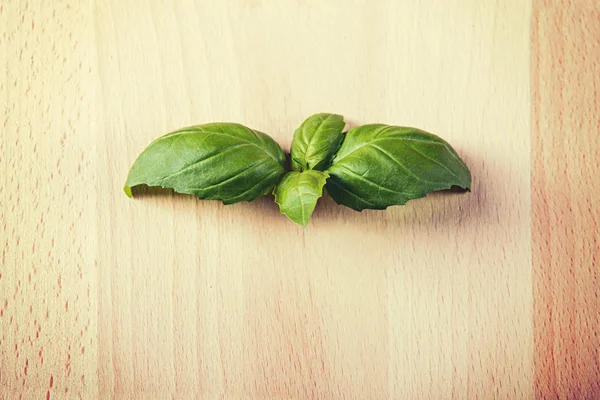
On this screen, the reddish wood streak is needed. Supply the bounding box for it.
[532,1,600,398]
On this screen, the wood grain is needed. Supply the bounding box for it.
[0,0,591,398]
[0,1,98,399]
[532,1,600,398]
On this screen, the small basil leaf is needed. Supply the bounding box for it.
[124,123,286,204]
[326,124,471,211]
[290,113,346,171]
[274,170,329,226]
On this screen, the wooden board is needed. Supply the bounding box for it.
[0,0,598,398]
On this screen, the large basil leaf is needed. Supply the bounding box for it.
[290,113,345,171]
[274,170,329,226]
[124,123,286,204]
[326,124,471,211]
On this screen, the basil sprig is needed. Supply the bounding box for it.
[124,114,471,225]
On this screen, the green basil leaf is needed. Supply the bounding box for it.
[124,123,286,204]
[290,113,345,171]
[326,124,471,211]
[274,170,329,226]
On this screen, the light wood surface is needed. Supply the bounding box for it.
[0,0,597,399]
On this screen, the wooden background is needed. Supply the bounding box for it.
[1,0,598,398]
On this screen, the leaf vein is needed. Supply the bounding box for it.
[399,142,461,180]
[155,128,280,164]
[295,186,307,224]
[334,165,417,197]
[159,143,253,183]
[303,114,339,167]
[327,179,378,208]
[224,169,280,203]
[368,144,439,184]
[187,158,270,192]
[134,134,185,180]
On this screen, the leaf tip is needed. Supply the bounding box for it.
[296,218,310,227]
[124,185,133,198]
